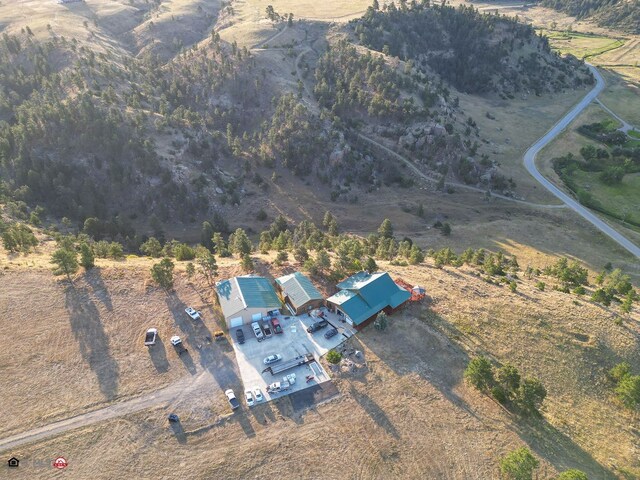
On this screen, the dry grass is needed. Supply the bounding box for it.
[2,251,638,478]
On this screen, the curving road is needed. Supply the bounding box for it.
[523,65,640,259]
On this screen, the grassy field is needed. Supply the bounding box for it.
[537,29,625,60]
[570,171,640,226]
[1,249,638,479]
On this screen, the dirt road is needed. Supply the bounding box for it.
[0,371,214,453]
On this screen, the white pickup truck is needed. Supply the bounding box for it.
[185,307,202,321]
[144,328,158,346]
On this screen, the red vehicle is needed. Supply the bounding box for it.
[271,318,283,334]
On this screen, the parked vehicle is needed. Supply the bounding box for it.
[306,319,329,333]
[213,330,224,341]
[170,335,182,346]
[324,328,338,339]
[235,329,245,344]
[225,389,240,410]
[283,373,296,385]
[267,381,290,393]
[252,322,264,342]
[263,354,282,365]
[168,413,179,423]
[253,387,264,402]
[245,390,255,407]
[271,318,283,334]
[261,321,273,338]
[185,307,202,321]
[144,328,158,346]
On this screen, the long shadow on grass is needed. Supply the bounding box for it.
[349,386,399,439]
[84,268,113,312]
[164,292,241,390]
[65,283,119,400]
[360,304,615,478]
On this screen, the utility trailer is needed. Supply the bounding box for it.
[264,353,314,375]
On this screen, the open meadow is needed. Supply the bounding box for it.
[1,247,638,479]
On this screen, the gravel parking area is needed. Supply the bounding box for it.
[230,310,352,404]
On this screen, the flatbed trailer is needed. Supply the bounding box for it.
[265,353,314,375]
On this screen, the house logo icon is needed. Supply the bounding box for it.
[7,457,19,468]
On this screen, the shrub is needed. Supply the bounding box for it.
[140,237,163,257]
[536,281,545,291]
[326,350,342,364]
[150,258,174,289]
[79,242,95,269]
[374,311,388,331]
[615,374,640,409]
[509,281,517,293]
[491,385,508,404]
[500,447,539,480]
[517,377,547,414]
[51,248,79,280]
[573,286,586,295]
[108,242,124,259]
[174,243,196,261]
[556,470,588,480]
[464,356,494,391]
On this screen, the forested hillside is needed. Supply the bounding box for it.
[539,0,640,34]
[351,2,592,96]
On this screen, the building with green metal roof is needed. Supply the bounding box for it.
[326,271,410,328]
[216,275,282,329]
[275,272,324,315]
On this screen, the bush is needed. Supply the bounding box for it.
[573,286,586,295]
[536,281,545,291]
[174,243,196,261]
[79,242,95,269]
[150,258,174,289]
[374,311,388,331]
[326,350,342,364]
[464,356,494,391]
[491,385,508,404]
[500,447,539,480]
[615,374,640,409]
[108,242,124,259]
[509,281,517,293]
[140,237,162,257]
[556,469,588,480]
[94,240,110,258]
[517,377,547,414]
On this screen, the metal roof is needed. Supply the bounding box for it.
[327,271,410,325]
[216,275,281,318]
[275,272,323,309]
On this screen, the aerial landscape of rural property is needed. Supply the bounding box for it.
[0,0,639,478]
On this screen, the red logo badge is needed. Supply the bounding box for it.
[53,457,68,469]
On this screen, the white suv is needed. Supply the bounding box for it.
[252,322,264,342]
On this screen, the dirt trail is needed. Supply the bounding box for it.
[0,371,214,453]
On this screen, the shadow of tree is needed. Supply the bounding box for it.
[64,284,119,400]
[165,292,242,390]
[149,336,170,373]
[84,267,113,312]
[348,386,399,439]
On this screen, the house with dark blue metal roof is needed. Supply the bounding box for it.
[326,271,410,329]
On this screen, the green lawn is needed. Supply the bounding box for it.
[572,170,640,225]
[537,30,625,60]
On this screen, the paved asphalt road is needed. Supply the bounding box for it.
[523,65,640,259]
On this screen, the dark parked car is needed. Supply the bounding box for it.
[307,319,329,333]
[235,329,245,344]
[271,318,283,334]
[168,413,179,423]
[262,321,273,338]
[324,328,338,339]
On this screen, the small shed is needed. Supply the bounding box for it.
[275,272,324,315]
[216,275,282,329]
